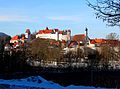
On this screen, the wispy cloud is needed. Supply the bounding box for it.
[46,15,82,22]
[0,15,38,22]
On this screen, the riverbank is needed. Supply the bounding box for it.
[0,66,120,88]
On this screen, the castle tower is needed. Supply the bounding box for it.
[25,28,31,41]
[54,29,59,41]
[67,30,71,41]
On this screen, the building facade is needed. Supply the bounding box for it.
[36,27,71,41]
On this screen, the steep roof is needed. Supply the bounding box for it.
[37,27,54,34]
[68,41,78,48]
[11,35,19,40]
[72,34,86,42]
[37,27,71,35]
[38,29,53,34]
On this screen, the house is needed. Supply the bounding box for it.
[36,27,71,41]
[10,35,20,43]
[10,29,31,48]
[90,38,106,47]
[68,41,78,48]
[72,34,90,46]
[62,34,87,53]
[90,38,120,47]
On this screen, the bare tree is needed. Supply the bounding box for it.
[99,33,120,68]
[100,44,111,67]
[106,33,120,54]
[25,38,61,66]
[87,0,120,26]
[106,33,119,40]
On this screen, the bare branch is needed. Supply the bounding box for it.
[87,0,120,26]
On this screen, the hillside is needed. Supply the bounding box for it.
[0,32,9,37]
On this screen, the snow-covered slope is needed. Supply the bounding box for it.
[0,76,107,89]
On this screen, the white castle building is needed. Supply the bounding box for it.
[36,27,71,41]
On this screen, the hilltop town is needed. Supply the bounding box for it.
[5,27,119,51]
[1,27,119,70]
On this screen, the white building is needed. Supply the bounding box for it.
[36,27,71,41]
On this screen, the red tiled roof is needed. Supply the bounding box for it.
[38,29,53,34]
[11,35,19,40]
[59,31,63,34]
[44,29,53,33]
[37,27,70,34]
[90,39,106,44]
[90,39,120,47]
[72,34,86,42]
[90,40,96,44]
[94,39,106,43]
[38,30,44,34]
[37,27,54,34]
[21,37,25,40]
[68,41,78,47]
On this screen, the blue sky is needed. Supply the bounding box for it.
[0,0,119,38]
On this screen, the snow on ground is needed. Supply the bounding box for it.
[65,85,106,89]
[0,76,107,89]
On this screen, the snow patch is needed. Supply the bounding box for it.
[0,76,107,89]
